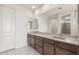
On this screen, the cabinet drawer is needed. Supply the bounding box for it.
[35,36,42,41]
[44,38,54,44]
[35,45,43,54]
[35,39,43,47]
[44,38,50,43]
[56,47,75,55]
[30,35,34,38]
[55,41,76,52]
[44,42,51,47]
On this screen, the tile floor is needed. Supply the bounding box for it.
[0,45,41,55]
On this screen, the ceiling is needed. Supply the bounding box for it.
[21,4,44,11]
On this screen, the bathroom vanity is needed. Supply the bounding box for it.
[27,32,79,55]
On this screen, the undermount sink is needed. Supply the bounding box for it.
[53,36,65,39]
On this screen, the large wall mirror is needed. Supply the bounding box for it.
[28,21,33,29]
[61,14,71,35]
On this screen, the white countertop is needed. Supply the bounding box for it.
[28,32,79,46]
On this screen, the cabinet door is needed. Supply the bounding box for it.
[76,46,79,54]
[30,35,35,48]
[44,42,54,55]
[27,34,31,45]
[55,47,75,55]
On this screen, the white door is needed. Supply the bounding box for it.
[0,6,14,52]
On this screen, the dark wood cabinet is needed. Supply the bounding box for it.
[27,34,78,55]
